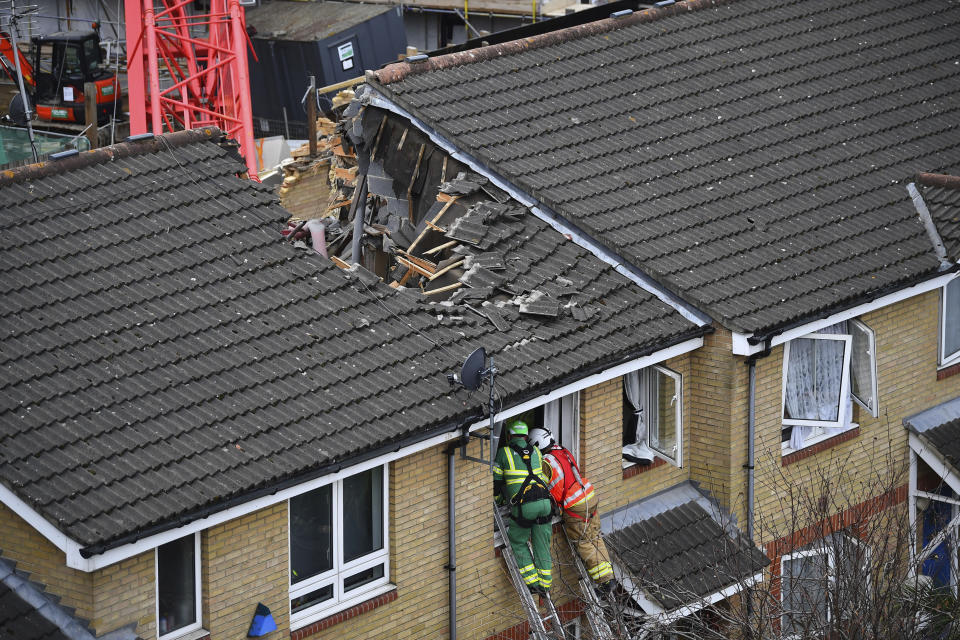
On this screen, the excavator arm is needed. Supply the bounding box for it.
[0,31,35,88]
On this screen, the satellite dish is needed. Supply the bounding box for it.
[460,347,487,391]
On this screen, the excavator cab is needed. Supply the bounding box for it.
[30,30,119,124]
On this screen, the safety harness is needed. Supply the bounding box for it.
[508,442,554,527]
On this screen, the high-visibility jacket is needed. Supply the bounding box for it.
[494,437,551,504]
[543,444,595,513]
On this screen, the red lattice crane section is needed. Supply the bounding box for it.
[125,0,258,178]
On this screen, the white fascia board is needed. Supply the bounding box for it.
[362,89,711,328]
[613,562,663,615]
[909,432,960,497]
[655,572,763,625]
[3,337,700,572]
[0,481,85,567]
[731,271,959,355]
[466,336,703,430]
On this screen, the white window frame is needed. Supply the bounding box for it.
[543,392,580,462]
[155,533,202,640]
[780,536,871,636]
[621,366,683,468]
[781,333,853,430]
[649,365,682,467]
[940,278,960,367]
[288,464,390,630]
[780,327,868,455]
[849,319,879,418]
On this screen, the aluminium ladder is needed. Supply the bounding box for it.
[560,526,617,640]
[493,503,566,640]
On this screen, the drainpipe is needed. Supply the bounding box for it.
[744,339,771,540]
[744,338,771,634]
[446,439,461,640]
[747,359,756,542]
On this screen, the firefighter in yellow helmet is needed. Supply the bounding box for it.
[493,418,554,595]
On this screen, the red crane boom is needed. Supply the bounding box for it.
[125,0,258,178]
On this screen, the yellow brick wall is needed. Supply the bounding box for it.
[582,355,693,514]
[279,163,332,221]
[204,503,288,639]
[0,502,93,623]
[751,289,960,545]
[91,551,154,638]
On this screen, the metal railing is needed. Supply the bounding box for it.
[0,124,91,168]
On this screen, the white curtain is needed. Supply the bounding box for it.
[785,321,852,450]
[623,370,654,464]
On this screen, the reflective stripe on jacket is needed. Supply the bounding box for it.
[494,437,550,502]
[544,446,594,510]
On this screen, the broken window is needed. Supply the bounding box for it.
[156,533,201,639]
[941,277,960,366]
[623,366,682,467]
[288,465,389,628]
[781,319,875,453]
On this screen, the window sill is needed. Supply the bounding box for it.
[622,457,666,479]
[937,361,960,380]
[781,427,860,466]
[290,586,397,639]
[161,629,209,640]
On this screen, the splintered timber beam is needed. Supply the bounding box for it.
[370,114,388,161]
[407,143,427,223]
[423,240,458,256]
[397,127,408,151]
[428,259,465,281]
[326,199,352,212]
[330,255,350,269]
[400,252,438,273]
[396,255,435,278]
[406,196,459,255]
[423,282,462,296]
[425,220,446,233]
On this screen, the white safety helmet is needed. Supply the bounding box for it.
[528,427,553,452]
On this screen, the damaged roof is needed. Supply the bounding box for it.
[915,173,960,262]
[366,0,960,336]
[0,129,701,552]
[602,482,768,611]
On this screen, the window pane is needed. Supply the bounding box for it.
[344,563,385,592]
[651,369,677,458]
[850,321,876,414]
[157,535,196,636]
[945,279,960,359]
[290,584,333,614]
[783,338,845,422]
[343,467,384,563]
[782,555,827,635]
[290,485,333,584]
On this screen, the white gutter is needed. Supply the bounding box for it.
[465,336,702,430]
[362,88,712,328]
[1,337,702,572]
[731,270,959,355]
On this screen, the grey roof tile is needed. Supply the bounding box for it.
[0,128,701,550]
[372,0,960,333]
